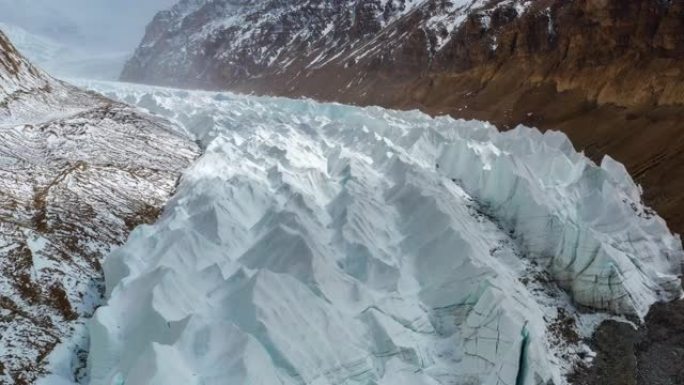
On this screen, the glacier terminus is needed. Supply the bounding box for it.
[33,80,682,385]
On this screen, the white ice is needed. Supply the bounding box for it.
[49,80,683,385]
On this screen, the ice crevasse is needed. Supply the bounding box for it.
[79,82,682,385]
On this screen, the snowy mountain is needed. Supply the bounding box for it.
[0,23,69,67]
[43,80,680,385]
[123,0,684,240]
[121,0,532,87]
[0,23,129,81]
[0,31,199,385]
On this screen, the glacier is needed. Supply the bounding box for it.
[46,80,682,385]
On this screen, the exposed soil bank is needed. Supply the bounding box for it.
[571,298,684,385]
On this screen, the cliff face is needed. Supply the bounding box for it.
[123,0,684,236]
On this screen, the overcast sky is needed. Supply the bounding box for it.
[0,0,178,53]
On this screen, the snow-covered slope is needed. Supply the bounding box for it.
[70,81,683,385]
[0,29,62,117]
[121,0,532,87]
[0,29,100,124]
[0,33,200,385]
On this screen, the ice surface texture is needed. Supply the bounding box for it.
[80,81,682,385]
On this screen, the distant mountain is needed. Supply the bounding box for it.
[0,23,129,81]
[0,30,199,384]
[0,0,180,52]
[0,23,68,65]
[123,0,684,238]
[122,0,534,87]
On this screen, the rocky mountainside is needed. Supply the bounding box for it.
[0,31,200,384]
[122,0,684,238]
[0,27,80,123]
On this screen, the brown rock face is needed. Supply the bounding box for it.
[123,0,684,237]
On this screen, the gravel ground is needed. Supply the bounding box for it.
[570,297,684,385]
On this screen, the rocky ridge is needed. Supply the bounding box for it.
[0,30,200,384]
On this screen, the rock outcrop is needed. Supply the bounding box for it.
[122,0,684,237]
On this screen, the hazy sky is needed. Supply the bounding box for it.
[0,0,178,53]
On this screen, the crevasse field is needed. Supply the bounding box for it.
[43,80,682,385]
